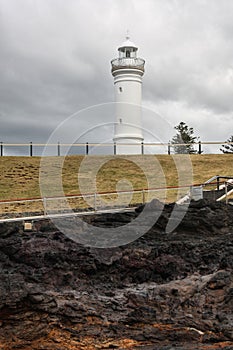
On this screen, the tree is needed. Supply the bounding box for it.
[171,121,197,154]
[220,136,233,153]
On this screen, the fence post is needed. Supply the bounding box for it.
[142,190,145,204]
[0,142,3,156]
[198,141,202,154]
[168,142,171,155]
[225,183,228,204]
[30,142,33,156]
[217,175,220,191]
[57,142,60,156]
[86,142,89,155]
[114,142,116,155]
[141,141,144,155]
[94,192,97,211]
[43,197,47,215]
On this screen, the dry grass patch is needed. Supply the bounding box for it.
[0,154,232,215]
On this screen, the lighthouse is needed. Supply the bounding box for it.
[111,35,145,154]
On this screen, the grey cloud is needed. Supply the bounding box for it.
[0,0,233,149]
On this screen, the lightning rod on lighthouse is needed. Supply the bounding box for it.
[111,34,145,154]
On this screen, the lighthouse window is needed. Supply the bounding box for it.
[119,118,122,124]
[126,50,130,58]
[119,87,123,92]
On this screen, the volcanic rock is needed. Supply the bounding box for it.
[0,199,232,349]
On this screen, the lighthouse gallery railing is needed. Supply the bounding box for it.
[111,58,145,72]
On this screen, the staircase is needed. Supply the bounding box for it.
[202,175,233,203]
[176,175,233,204]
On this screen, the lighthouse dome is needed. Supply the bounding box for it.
[111,34,145,72]
[118,38,138,51]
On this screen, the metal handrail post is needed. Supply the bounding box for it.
[142,190,145,204]
[217,175,220,190]
[30,142,33,156]
[198,141,202,154]
[43,197,47,215]
[168,142,171,155]
[57,142,60,156]
[225,182,228,204]
[141,142,144,155]
[94,192,97,211]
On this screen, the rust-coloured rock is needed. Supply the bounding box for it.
[0,199,232,349]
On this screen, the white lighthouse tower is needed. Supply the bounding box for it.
[111,35,145,154]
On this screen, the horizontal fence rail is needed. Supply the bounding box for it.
[0,141,233,156]
[0,179,232,221]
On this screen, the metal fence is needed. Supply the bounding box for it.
[0,179,232,221]
[0,187,167,220]
[0,141,233,156]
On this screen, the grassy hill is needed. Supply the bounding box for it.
[0,154,232,205]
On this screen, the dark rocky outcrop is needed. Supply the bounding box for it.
[0,199,232,349]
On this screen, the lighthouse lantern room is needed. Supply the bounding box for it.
[111,35,145,154]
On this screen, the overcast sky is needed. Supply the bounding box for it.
[1,0,233,154]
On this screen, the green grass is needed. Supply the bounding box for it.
[0,154,233,206]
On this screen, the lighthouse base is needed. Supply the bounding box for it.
[114,138,143,155]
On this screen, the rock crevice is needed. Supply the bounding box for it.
[0,199,232,349]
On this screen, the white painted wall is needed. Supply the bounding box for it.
[113,68,144,143]
[111,37,145,154]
